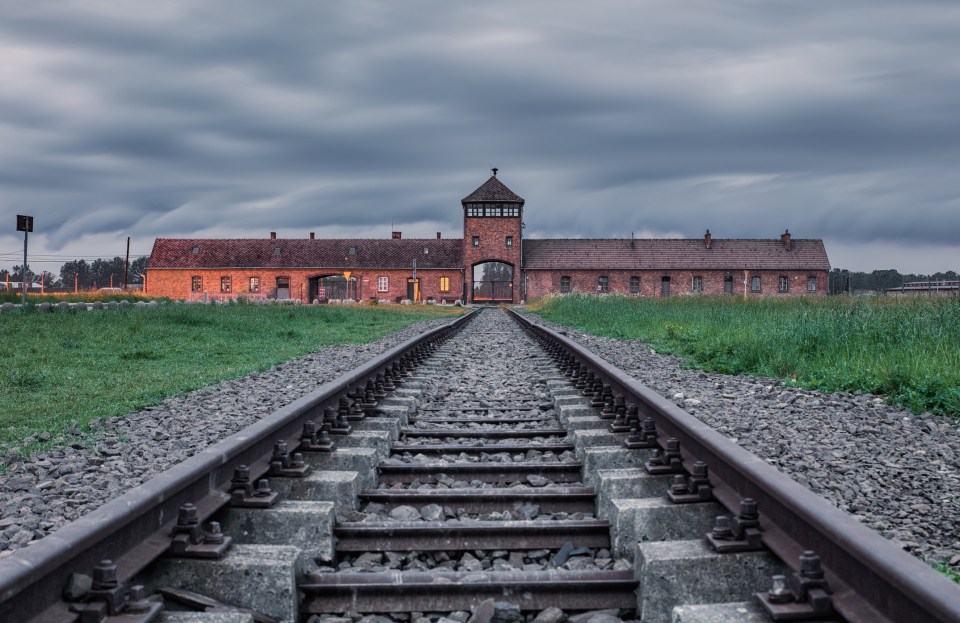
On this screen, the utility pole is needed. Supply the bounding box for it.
[124,236,130,290]
[16,215,33,306]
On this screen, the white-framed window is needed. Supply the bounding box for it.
[220,276,232,293]
[779,276,789,292]
[752,276,762,292]
[378,276,389,292]
[807,276,817,292]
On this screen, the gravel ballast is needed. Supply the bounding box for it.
[524,312,960,567]
[0,315,455,556]
[2,307,958,575]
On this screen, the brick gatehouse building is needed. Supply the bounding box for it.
[146,171,830,303]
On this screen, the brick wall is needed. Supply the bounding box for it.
[146,268,465,303]
[524,269,829,298]
[463,215,523,302]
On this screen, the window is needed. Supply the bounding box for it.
[598,276,609,293]
[348,246,357,255]
[505,236,513,248]
[191,246,200,255]
[273,246,282,255]
[467,205,482,217]
[778,276,789,292]
[378,276,389,292]
[752,276,762,292]
[249,276,260,293]
[439,276,450,292]
[560,276,571,293]
[423,247,429,254]
[191,276,202,292]
[472,235,480,247]
[504,206,519,217]
[630,276,640,294]
[808,276,817,292]
[693,276,703,292]
[220,276,232,293]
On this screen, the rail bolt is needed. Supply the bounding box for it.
[177,503,199,527]
[711,516,734,540]
[767,575,793,604]
[92,560,119,590]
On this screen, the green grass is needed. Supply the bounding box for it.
[0,302,462,450]
[528,294,960,418]
[0,291,159,304]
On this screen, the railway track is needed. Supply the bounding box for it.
[1,307,958,623]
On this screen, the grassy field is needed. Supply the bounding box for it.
[528,294,960,418]
[0,302,462,450]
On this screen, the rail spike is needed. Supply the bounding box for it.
[756,550,835,620]
[706,497,764,553]
[168,503,232,559]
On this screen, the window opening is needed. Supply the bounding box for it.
[560,276,571,293]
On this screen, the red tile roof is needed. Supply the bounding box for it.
[148,238,464,270]
[462,175,525,204]
[522,238,830,271]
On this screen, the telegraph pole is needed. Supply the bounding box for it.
[124,236,130,290]
[16,215,33,306]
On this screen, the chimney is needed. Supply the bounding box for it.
[392,231,402,240]
[781,229,791,251]
[704,229,712,249]
[436,232,442,240]
[309,232,315,240]
[270,232,277,240]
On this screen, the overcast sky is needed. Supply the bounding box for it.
[2,1,959,275]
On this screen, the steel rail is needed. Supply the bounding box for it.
[0,309,477,623]
[509,308,960,623]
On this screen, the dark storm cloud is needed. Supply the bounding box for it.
[1,0,959,271]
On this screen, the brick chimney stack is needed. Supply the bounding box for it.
[309,232,315,240]
[781,229,791,251]
[704,229,712,249]
[270,232,277,240]
[392,231,402,240]
[436,232,442,239]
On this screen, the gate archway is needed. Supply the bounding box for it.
[472,261,514,303]
[308,275,358,302]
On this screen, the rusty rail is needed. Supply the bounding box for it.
[0,309,477,623]
[509,308,960,623]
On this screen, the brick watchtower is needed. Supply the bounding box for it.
[462,169,524,303]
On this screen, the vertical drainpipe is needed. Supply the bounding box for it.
[519,204,524,304]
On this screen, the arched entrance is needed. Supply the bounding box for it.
[308,275,359,302]
[472,261,513,303]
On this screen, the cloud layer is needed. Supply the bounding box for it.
[1,1,958,273]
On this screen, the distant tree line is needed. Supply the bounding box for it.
[0,256,150,289]
[828,268,959,295]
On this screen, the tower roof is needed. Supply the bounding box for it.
[462,170,525,204]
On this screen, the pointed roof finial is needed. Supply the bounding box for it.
[491,167,498,177]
